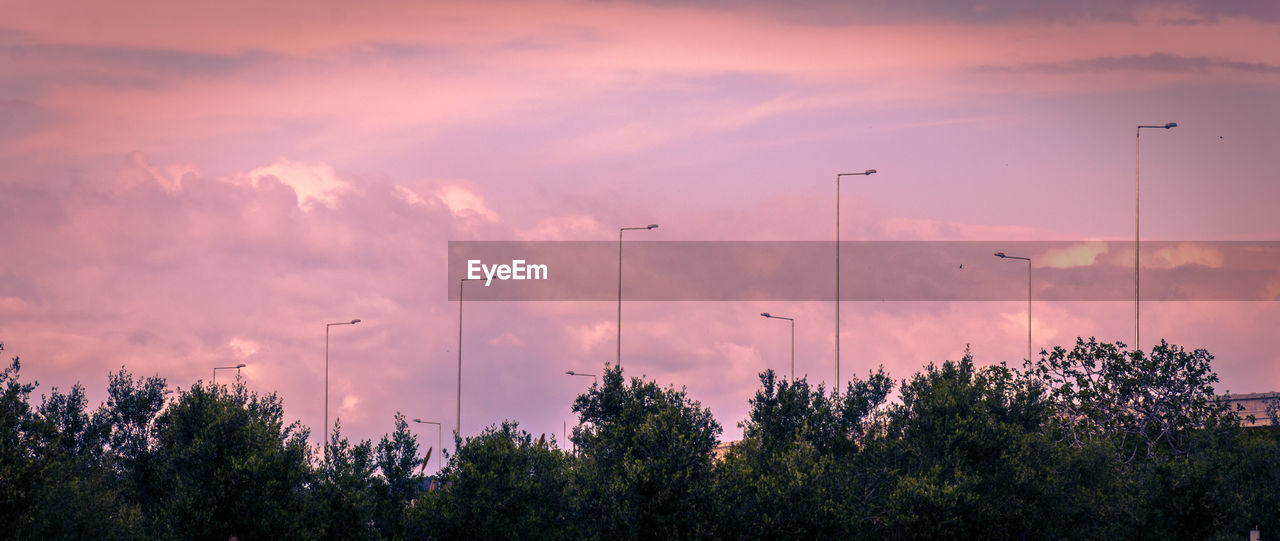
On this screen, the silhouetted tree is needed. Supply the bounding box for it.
[147,380,315,539]
[412,421,574,539]
[372,412,425,538]
[313,420,379,540]
[571,365,722,540]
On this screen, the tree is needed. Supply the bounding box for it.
[372,412,425,539]
[571,365,722,540]
[880,351,1057,539]
[313,420,379,540]
[0,356,39,532]
[96,365,167,532]
[1027,338,1238,461]
[411,421,574,539]
[23,383,123,538]
[713,368,893,538]
[147,380,315,540]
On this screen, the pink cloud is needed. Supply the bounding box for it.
[2,1,1278,452]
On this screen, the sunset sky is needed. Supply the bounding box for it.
[3,0,1279,454]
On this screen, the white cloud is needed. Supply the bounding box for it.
[1041,241,1108,269]
[227,337,260,358]
[241,159,351,211]
[436,185,499,221]
[518,214,605,240]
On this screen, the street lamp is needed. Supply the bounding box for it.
[325,318,360,450]
[1135,122,1176,351]
[457,278,471,438]
[835,169,876,391]
[412,419,443,476]
[760,312,795,380]
[618,224,658,368]
[212,363,246,384]
[994,252,1032,363]
[565,370,598,386]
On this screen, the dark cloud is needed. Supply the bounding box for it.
[9,43,274,76]
[1189,0,1280,22]
[599,0,1144,25]
[977,53,1280,75]
[0,39,277,94]
[605,0,1280,25]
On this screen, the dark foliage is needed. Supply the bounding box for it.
[1,338,1277,540]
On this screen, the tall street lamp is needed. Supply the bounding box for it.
[835,169,876,391]
[760,312,795,380]
[618,224,658,368]
[994,252,1032,362]
[565,370,598,386]
[412,419,443,476]
[325,319,361,449]
[1135,122,1176,351]
[457,278,471,438]
[564,370,597,455]
[212,363,246,384]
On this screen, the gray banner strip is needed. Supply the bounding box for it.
[447,241,1280,301]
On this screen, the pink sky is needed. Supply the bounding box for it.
[3,0,1280,455]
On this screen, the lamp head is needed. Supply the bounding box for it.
[1164,122,1177,129]
[565,370,575,375]
[413,418,423,423]
[647,224,659,229]
[236,363,246,368]
[994,252,1007,258]
[865,169,877,175]
[761,312,771,318]
[351,319,361,324]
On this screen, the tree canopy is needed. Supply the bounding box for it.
[1,338,1277,540]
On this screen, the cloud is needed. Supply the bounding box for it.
[435,184,499,221]
[228,337,260,358]
[1040,241,1108,269]
[978,53,1280,75]
[237,159,351,210]
[1146,242,1225,269]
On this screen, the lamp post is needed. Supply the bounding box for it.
[1135,122,1176,351]
[325,319,361,450]
[618,224,658,369]
[760,312,795,380]
[994,252,1032,362]
[412,419,443,475]
[564,370,597,455]
[565,370,598,386]
[457,278,471,438]
[212,363,246,384]
[835,169,876,391]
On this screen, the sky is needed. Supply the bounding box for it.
[2,0,1279,461]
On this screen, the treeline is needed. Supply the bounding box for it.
[2,338,1279,540]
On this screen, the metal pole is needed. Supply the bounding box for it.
[413,419,443,475]
[457,279,465,437]
[618,228,623,368]
[790,317,795,381]
[995,253,1031,361]
[323,320,358,455]
[617,225,657,369]
[325,324,330,448]
[213,364,245,385]
[834,170,875,392]
[1134,122,1175,351]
